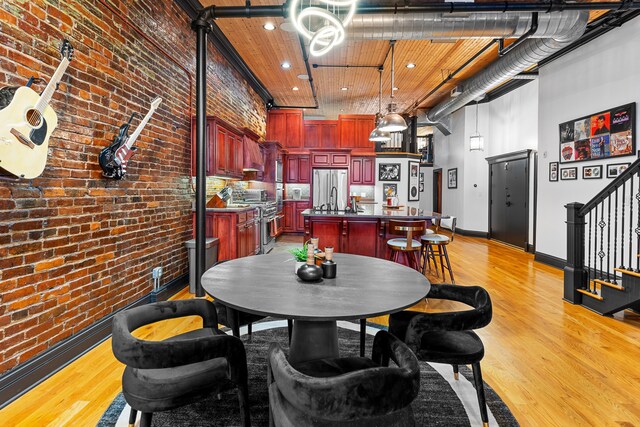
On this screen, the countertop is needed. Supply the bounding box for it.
[191,204,258,213]
[283,199,310,202]
[302,206,442,219]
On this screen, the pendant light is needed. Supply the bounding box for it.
[378,41,408,133]
[469,100,484,151]
[369,68,391,142]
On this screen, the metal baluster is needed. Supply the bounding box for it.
[587,210,592,288]
[629,178,634,270]
[599,203,605,287]
[607,196,611,282]
[621,182,626,269]
[637,171,640,272]
[613,190,618,284]
[594,204,599,290]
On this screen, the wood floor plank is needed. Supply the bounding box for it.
[1,235,639,426]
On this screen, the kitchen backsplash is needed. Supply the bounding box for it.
[285,183,310,200]
[350,185,375,200]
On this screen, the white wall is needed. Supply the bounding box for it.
[374,157,421,208]
[537,17,640,259]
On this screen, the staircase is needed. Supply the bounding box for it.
[565,157,640,315]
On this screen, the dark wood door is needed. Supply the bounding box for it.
[214,125,228,176]
[490,159,528,248]
[295,201,309,232]
[433,169,442,213]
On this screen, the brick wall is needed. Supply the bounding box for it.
[0,0,267,375]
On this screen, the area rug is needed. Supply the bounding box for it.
[98,320,518,427]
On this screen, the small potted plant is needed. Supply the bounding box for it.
[289,242,308,274]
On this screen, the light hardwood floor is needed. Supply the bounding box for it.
[1,234,639,426]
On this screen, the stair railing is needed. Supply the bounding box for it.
[564,157,640,303]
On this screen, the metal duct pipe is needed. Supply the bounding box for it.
[426,11,588,132]
[348,11,584,40]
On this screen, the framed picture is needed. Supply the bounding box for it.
[606,162,631,178]
[582,165,602,179]
[560,167,578,180]
[549,162,558,182]
[379,163,401,181]
[447,168,458,189]
[558,102,636,164]
[419,182,424,192]
[383,183,397,199]
[408,161,420,201]
[419,172,425,183]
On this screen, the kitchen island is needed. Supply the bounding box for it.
[302,206,442,259]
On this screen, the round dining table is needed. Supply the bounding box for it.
[201,252,430,364]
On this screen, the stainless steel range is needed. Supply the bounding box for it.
[239,190,279,254]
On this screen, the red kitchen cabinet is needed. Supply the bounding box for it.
[295,201,310,232]
[283,201,295,232]
[342,219,378,256]
[191,117,244,178]
[338,114,376,152]
[285,155,310,183]
[267,109,303,150]
[310,151,351,168]
[351,156,375,185]
[304,120,338,149]
[308,218,343,251]
[196,209,258,261]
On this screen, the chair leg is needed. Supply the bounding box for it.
[359,318,366,357]
[287,319,293,344]
[237,381,252,427]
[442,245,455,284]
[128,408,137,427]
[438,245,447,280]
[472,362,489,427]
[420,244,428,274]
[140,412,153,427]
[452,364,459,380]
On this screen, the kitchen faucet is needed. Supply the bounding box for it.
[329,186,338,212]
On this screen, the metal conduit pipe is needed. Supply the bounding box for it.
[426,10,589,133]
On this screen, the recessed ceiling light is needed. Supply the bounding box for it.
[281,62,291,69]
[340,109,345,112]
[297,74,309,80]
[341,87,348,91]
[393,87,399,91]
[263,22,276,31]
[406,63,416,69]
[292,86,299,91]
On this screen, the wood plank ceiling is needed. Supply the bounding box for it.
[201,0,608,119]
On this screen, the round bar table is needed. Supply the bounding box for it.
[201,253,430,364]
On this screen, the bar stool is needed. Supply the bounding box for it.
[421,218,456,284]
[386,220,426,270]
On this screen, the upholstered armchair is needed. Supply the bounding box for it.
[389,284,492,427]
[267,329,420,427]
[112,299,251,427]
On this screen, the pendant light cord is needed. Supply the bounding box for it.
[475,100,479,134]
[378,68,383,115]
[390,40,396,101]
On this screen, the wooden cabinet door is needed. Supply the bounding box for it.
[330,152,350,167]
[310,218,342,251]
[285,156,299,183]
[343,220,378,257]
[304,123,320,148]
[295,202,309,232]
[232,133,244,177]
[298,155,310,183]
[214,124,228,176]
[285,111,303,149]
[339,118,357,149]
[214,213,234,261]
[266,111,287,143]
[283,202,295,232]
[362,157,375,184]
[356,118,375,149]
[351,158,363,184]
[253,219,260,254]
[320,122,338,148]
[311,152,331,167]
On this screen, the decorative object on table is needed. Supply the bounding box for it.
[408,161,420,201]
[321,246,337,279]
[296,243,323,282]
[606,162,631,178]
[289,242,308,274]
[560,166,578,180]
[99,97,162,179]
[549,161,559,182]
[0,39,73,179]
[559,102,635,164]
[582,165,602,179]
[379,163,401,181]
[383,183,397,203]
[447,168,458,189]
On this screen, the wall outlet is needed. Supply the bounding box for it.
[152,267,163,279]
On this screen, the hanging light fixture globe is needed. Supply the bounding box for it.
[379,41,407,132]
[369,127,391,142]
[469,101,484,151]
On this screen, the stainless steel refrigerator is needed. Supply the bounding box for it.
[312,169,348,210]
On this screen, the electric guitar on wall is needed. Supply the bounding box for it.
[0,39,74,179]
[98,97,162,179]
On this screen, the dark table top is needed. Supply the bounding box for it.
[302,206,444,219]
[201,253,430,321]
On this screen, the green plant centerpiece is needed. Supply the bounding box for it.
[289,242,308,262]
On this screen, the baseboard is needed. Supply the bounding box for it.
[0,273,188,409]
[455,228,489,238]
[534,252,566,270]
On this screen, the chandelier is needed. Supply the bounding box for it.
[290,0,358,57]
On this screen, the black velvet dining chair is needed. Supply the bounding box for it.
[112,299,251,427]
[389,284,493,427]
[267,329,420,427]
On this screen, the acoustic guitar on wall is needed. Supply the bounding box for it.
[98,97,162,179]
[0,39,74,179]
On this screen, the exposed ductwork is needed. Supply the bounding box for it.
[425,11,588,134]
[348,12,584,41]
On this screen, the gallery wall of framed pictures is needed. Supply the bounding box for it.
[559,102,635,164]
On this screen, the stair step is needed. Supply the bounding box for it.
[614,267,640,278]
[578,288,604,301]
[592,279,625,291]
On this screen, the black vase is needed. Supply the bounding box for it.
[297,263,323,282]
